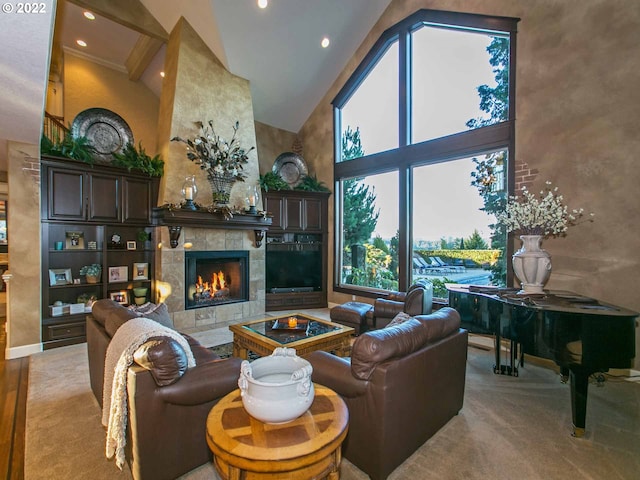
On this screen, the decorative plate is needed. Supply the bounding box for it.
[71,108,133,162]
[272,152,308,187]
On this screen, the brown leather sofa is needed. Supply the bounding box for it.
[307,307,467,480]
[86,299,242,480]
[365,278,433,329]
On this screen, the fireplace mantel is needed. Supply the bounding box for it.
[152,207,272,248]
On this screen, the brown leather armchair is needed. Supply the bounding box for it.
[365,278,433,329]
[307,307,467,480]
[87,299,242,480]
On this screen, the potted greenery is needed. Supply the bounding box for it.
[111,142,164,177]
[41,131,96,164]
[79,264,102,284]
[137,230,151,246]
[295,174,330,192]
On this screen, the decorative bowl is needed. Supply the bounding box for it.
[238,347,314,424]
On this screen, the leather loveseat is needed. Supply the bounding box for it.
[86,299,242,480]
[307,307,467,480]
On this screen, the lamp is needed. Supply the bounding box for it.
[181,175,198,210]
[246,184,260,214]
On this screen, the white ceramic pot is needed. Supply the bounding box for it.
[512,235,552,294]
[238,347,314,424]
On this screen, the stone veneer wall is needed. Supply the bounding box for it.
[298,0,640,367]
[155,226,265,331]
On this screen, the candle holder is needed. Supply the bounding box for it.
[245,184,260,215]
[181,175,198,211]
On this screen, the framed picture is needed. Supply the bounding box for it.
[126,241,136,250]
[109,290,129,305]
[49,268,72,286]
[108,266,128,283]
[133,262,149,280]
[110,233,124,249]
[65,231,85,250]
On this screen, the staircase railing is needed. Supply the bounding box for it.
[43,112,68,142]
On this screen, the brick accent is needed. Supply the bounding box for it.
[22,154,41,187]
[514,161,538,192]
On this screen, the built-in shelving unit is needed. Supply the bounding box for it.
[40,155,159,349]
[262,190,330,311]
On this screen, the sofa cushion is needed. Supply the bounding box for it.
[413,307,461,342]
[351,307,461,381]
[351,319,429,380]
[133,336,189,386]
[104,306,139,337]
[386,311,412,328]
[128,302,174,329]
[92,299,136,328]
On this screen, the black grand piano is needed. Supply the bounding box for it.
[447,284,637,437]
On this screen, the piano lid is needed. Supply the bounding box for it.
[446,284,639,318]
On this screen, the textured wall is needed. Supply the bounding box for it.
[299,0,640,364]
[63,52,159,155]
[300,0,640,306]
[254,121,298,176]
[7,143,41,354]
[157,17,260,207]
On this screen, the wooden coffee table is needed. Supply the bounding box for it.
[229,313,354,359]
[206,385,348,479]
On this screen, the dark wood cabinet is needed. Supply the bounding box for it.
[42,155,158,225]
[262,190,330,311]
[263,191,326,233]
[88,173,120,222]
[41,156,159,349]
[46,167,86,220]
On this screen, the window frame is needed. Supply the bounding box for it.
[332,9,520,298]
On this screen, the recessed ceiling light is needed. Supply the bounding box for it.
[83,11,95,20]
[76,40,87,47]
[321,37,330,48]
[160,71,165,78]
[257,0,268,8]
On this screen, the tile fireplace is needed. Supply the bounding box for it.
[185,250,249,309]
[155,226,266,331]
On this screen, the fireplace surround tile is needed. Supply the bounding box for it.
[156,226,266,330]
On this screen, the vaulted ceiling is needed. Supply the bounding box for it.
[0,0,392,172]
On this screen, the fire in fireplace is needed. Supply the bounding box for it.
[185,250,249,309]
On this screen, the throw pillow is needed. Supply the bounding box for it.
[133,336,188,386]
[128,302,174,329]
[386,311,412,328]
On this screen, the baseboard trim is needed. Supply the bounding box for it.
[6,342,42,359]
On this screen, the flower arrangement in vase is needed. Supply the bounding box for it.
[171,121,254,206]
[496,181,593,294]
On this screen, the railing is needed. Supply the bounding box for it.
[43,112,68,142]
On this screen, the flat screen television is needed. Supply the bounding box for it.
[266,248,322,292]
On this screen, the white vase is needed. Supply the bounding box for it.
[238,347,314,424]
[512,235,551,294]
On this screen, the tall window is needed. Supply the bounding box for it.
[333,9,519,298]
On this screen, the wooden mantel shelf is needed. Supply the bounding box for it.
[152,207,272,248]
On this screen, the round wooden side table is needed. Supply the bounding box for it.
[206,384,349,479]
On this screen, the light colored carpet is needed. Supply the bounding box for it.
[26,340,640,479]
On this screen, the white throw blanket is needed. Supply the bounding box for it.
[102,317,196,470]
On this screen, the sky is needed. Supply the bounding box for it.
[341,25,501,243]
